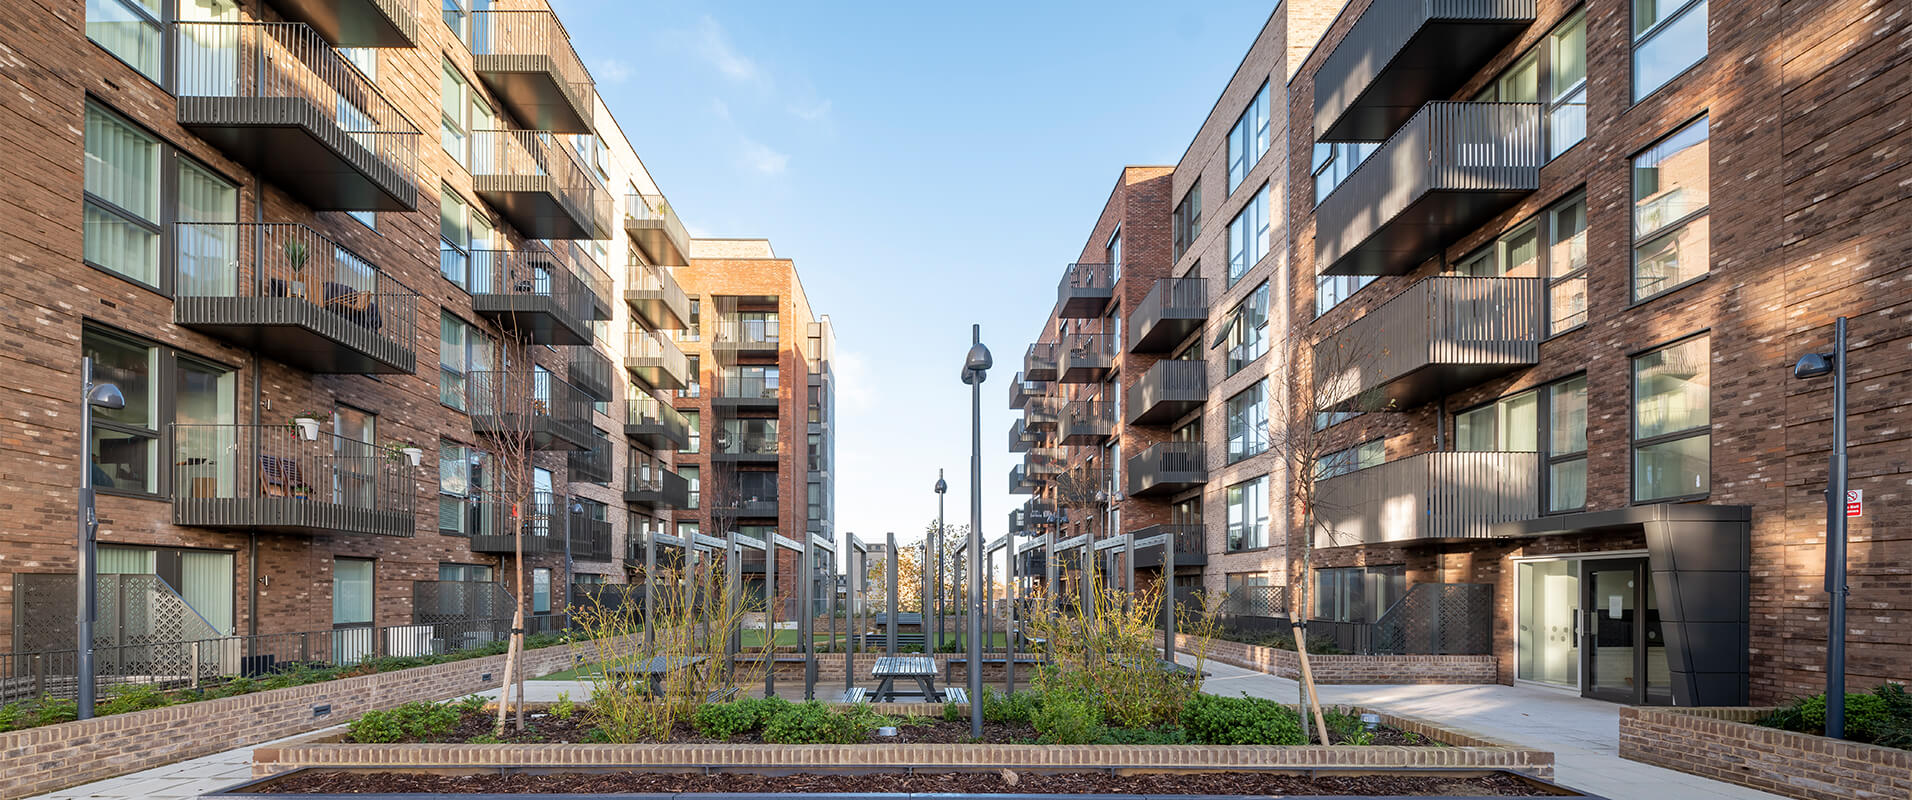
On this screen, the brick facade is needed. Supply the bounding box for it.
[1172,631,1498,685]
[1618,706,1912,800]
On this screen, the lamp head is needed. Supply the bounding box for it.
[86,382,125,410]
[934,476,947,494]
[965,342,993,372]
[1793,352,1834,380]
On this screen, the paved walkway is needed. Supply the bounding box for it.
[30,664,1792,800]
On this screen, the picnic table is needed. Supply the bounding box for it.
[870,655,938,702]
[605,655,706,695]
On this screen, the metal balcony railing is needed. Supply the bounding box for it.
[624,395,691,450]
[1128,523,1206,569]
[465,370,595,451]
[1008,371,1045,409]
[463,247,595,345]
[1056,261,1115,318]
[1127,441,1207,496]
[1127,359,1207,425]
[1311,451,1539,545]
[623,329,690,390]
[624,193,691,266]
[717,370,781,402]
[170,423,414,536]
[173,222,417,374]
[1009,418,1037,453]
[715,419,781,458]
[568,344,615,404]
[470,129,606,239]
[566,436,611,485]
[1056,332,1117,383]
[173,21,418,211]
[261,0,417,47]
[1313,0,1536,141]
[1023,396,1061,433]
[1024,343,1059,382]
[1026,447,1066,476]
[569,502,613,561]
[713,317,781,353]
[466,9,594,133]
[624,259,690,330]
[1128,277,1208,353]
[465,492,567,554]
[1009,464,1035,495]
[1059,400,1117,445]
[1314,276,1541,411]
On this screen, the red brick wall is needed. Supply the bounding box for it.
[1619,706,1912,800]
[1172,631,1497,685]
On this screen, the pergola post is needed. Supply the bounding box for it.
[1163,535,1175,663]
[885,532,899,656]
[642,525,656,647]
[765,535,778,699]
[801,540,815,700]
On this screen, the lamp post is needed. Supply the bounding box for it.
[76,356,125,721]
[1794,316,1850,739]
[959,325,991,737]
[934,471,947,651]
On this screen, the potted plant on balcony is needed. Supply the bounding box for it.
[385,439,424,467]
[291,412,323,441]
[284,239,310,299]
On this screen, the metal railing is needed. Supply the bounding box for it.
[1024,342,1059,380]
[1128,359,1207,423]
[1023,396,1061,431]
[568,344,615,404]
[465,370,594,447]
[1129,277,1208,351]
[1059,399,1117,443]
[1315,275,1541,410]
[624,193,691,264]
[717,369,780,400]
[464,246,597,324]
[171,423,414,536]
[1127,441,1207,495]
[716,418,781,456]
[567,436,612,485]
[1059,260,1115,293]
[713,317,780,351]
[1008,371,1044,408]
[1223,585,1289,618]
[467,9,593,126]
[173,21,418,183]
[625,395,691,444]
[1026,446,1066,475]
[470,128,604,230]
[464,491,567,554]
[175,222,417,351]
[1056,331,1116,380]
[569,504,614,561]
[624,328,690,387]
[1313,0,1537,138]
[625,258,691,327]
[1312,450,1539,544]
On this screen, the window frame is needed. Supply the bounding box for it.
[1628,115,1712,305]
[1545,191,1589,337]
[1450,374,1589,513]
[86,0,169,86]
[1224,281,1270,375]
[1630,0,1709,104]
[83,101,241,296]
[1226,81,1270,192]
[1629,332,1711,503]
[84,324,235,499]
[1224,475,1269,552]
[1224,185,1270,287]
[1170,182,1201,263]
[1225,381,1269,464]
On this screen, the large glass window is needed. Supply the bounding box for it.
[1547,376,1588,511]
[1632,118,1710,300]
[437,441,489,534]
[1315,439,1384,480]
[1225,477,1268,552]
[1315,274,1375,317]
[332,558,374,628]
[1171,183,1201,262]
[1455,392,1539,452]
[1312,566,1405,623]
[1632,0,1708,101]
[439,312,489,409]
[1547,194,1588,333]
[87,0,163,81]
[1633,336,1709,501]
[439,186,470,286]
[682,409,700,454]
[679,466,700,509]
[1225,382,1268,464]
[84,104,160,285]
[1225,282,1269,374]
[84,328,232,495]
[1226,83,1269,191]
[1548,9,1589,156]
[175,160,239,297]
[531,568,552,614]
[1225,186,1269,286]
[1311,142,1378,204]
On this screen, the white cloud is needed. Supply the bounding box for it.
[594,58,632,84]
[708,99,732,121]
[738,137,789,175]
[695,16,760,84]
[789,97,832,122]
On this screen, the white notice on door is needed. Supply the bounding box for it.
[1609,595,1623,619]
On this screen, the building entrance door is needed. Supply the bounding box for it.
[1580,558,1667,704]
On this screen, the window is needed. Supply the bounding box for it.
[721,365,779,399]
[1633,0,1707,101]
[1225,382,1268,464]
[1225,186,1269,285]
[84,328,233,495]
[174,160,239,296]
[83,103,161,285]
[439,312,489,409]
[682,409,700,453]
[443,0,472,44]
[440,60,473,167]
[1632,336,1709,501]
[531,568,552,614]
[1547,376,1588,511]
[678,355,701,398]
[1455,392,1538,452]
[1632,118,1710,300]
[1315,274,1375,317]
[87,0,163,81]
[1315,439,1384,480]
[1547,194,1588,332]
[439,563,492,582]
[1548,9,1589,156]
[439,186,470,286]
[1225,282,1269,374]
[679,298,702,342]
[437,441,489,534]
[1171,183,1201,262]
[332,558,374,628]
[1226,82,1269,191]
[1312,566,1404,623]
[1314,409,1359,431]
[680,466,700,509]
[1311,142,1378,204]
[1455,224,1538,277]
[1225,477,1268,551]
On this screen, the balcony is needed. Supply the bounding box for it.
[174,223,416,374]
[568,507,613,562]
[1056,262,1114,319]
[713,318,781,357]
[471,129,606,240]
[1023,397,1060,433]
[625,260,690,330]
[624,395,691,450]
[728,497,779,519]
[1311,451,1539,545]
[574,250,614,322]
[1008,372,1044,409]
[173,22,417,211]
[263,0,416,46]
[1129,277,1207,353]
[1059,400,1117,446]
[466,494,567,555]
[569,345,615,404]
[624,329,690,390]
[1127,442,1207,497]
[466,9,594,133]
[1128,359,1207,425]
[1056,333,1117,383]
[1317,102,1544,276]
[466,248,594,345]
[567,436,611,485]
[713,419,781,463]
[714,371,781,409]
[1023,343,1058,382]
[1009,418,1036,453]
[624,194,691,267]
[624,466,690,510]
[465,371,595,451]
[1128,523,1206,569]
[1314,0,1536,142]
[1009,464,1035,495]
[1314,276,1541,411]
[1026,447,1066,477]
[171,423,413,536]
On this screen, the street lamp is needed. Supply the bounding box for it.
[1794,316,1849,739]
[934,471,947,651]
[76,356,125,721]
[959,325,991,737]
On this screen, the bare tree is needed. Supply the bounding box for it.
[469,335,551,735]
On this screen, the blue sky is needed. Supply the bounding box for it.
[555,0,1275,547]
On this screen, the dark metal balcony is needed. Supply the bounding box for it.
[569,345,615,404]
[263,0,416,46]
[1008,506,1028,535]
[624,467,690,510]
[567,436,611,485]
[1127,442,1207,497]
[1314,276,1540,411]
[713,419,781,463]
[466,370,595,451]
[1009,418,1037,453]
[1059,400,1117,446]
[471,129,606,239]
[466,494,567,554]
[1056,262,1115,319]
[728,497,779,519]
[624,329,690,390]
[712,318,781,357]
[569,501,613,561]
[1008,372,1045,409]
[1023,397,1060,433]
[1056,333,1117,383]
[1026,447,1066,477]
[624,395,691,450]
[1128,359,1207,425]
[467,9,594,133]
[1129,277,1207,353]
[572,248,614,322]
[625,259,690,330]
[174,223,416,374]
[1318,102,1544,276]
[1023,343,1059,382]
[714,371,781,409]
[1128,523,1206,569]
[465,247,594,345]
[623,194,691,267]
[1314,0,1536,142]
[1311,451,1539,544]
[1009,464,1035,495]
[170,423,414,536]
[173,22,418,211]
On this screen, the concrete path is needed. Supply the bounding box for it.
[28,666,1792,800]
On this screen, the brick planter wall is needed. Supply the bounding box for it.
[1170,632,1498,684]
[0,641,597,800]
[1619,707,1912,800]
[754,653,1035,682]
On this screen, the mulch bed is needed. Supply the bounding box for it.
[256,770,1559,795]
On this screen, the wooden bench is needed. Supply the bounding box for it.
[942,687,967,704]
[707,687,739,703]
[838,687,869,703]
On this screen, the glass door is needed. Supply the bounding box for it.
[1516,559,1579,688]
[1582,558,1647,703]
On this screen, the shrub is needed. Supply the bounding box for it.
[983,689,1040,725]
[1179,693,1304,746]
[31,697,77,728]
[1322,711,1374,746]
[1755,682,1912,749]
[761,700,877,744]
[1096,725,1187,745]
[942,701,962,722]
[549,691,575,720]
[1033,696,1104,745]
[693,697,781,739]
[346,700,462,744]
[454,694,489,716]
[97,684,172,716]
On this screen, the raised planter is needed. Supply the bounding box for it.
[1169,631,1497,684]
[1619,706,1911,800]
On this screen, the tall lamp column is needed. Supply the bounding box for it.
[75,356,125,721]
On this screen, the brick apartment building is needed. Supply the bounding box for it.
[0,0,834,665]
[1011,0,1910,706]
